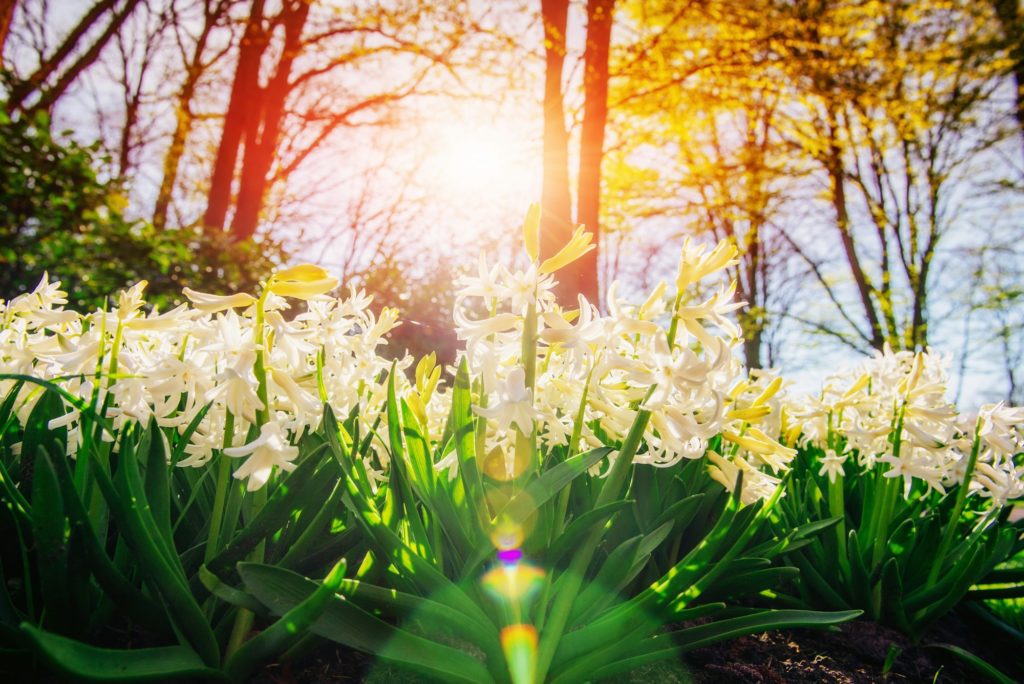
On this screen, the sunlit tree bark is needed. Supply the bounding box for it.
[229,0,309,240]
[540,0,615,306]
[575,0,614,305]
[539,0,573,271]
[991,0,1024,138]
[154,0,230,230]
[0,0,16,65]
[204,0,268,232]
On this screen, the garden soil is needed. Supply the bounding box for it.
[251,609,1024,683]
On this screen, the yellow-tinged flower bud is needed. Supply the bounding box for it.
[274,264,332,282]
[539,225,595,275]
[267,264,338,300]
[729,380,750,401]
[727,405,772,422]
[752,376,784,407]
[415,352,437,391]
[842,373,870,399]
[640,280,667,319]
[522,203,540,262]
[676,238,739,291]
[183,288,257,313]
[723,428,795,460]
[406,390,430,431]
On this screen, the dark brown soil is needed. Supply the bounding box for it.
[250,609,1023,683]
[685,612,1023,684]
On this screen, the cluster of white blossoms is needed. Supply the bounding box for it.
[788,345,1024,505]
[5,214,1017,508]
[450,211,795,503]
[0,267,401,491]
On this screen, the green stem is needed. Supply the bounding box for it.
[316,347,328,404]
[225,286,273,661]
[828,475,850,581]
[74,311,109,498]
[926,419,982,588]
[205,411,235,563]
[552,367,595,540]
[534,392,653,682]
[666,292,684,350]
[872,405,906,568]
[517,299,538,475]
[253,292,271,427]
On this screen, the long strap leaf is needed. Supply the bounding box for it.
[20,623,225,682]
[241,563,494,684]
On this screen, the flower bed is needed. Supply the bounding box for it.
[1,211,1021,682]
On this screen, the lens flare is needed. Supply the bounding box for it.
[482,445,531,481]
[497,548,523,564]
[482,562,545,604]
[482,502,544,684]
[490,517,525,551]
[500,624,538,684]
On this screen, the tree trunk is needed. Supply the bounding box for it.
[153,74,199,230]
[742,218,763,370]
[0,0,17,67]
[539,0,574,276]
[992,0,1024,139]
[229,0,309,241]
[153,1,224,230]
[575,0,614,307]
[824,108,884,350]
[204,0,267,232]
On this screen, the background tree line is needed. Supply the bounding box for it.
[0,0,1021,403]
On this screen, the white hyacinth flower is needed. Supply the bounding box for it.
[473,366,539,435]
[223,421,300,491]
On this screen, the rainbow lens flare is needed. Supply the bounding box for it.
[482,561,545,604]
[500,624,538,684]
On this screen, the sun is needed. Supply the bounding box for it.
[421,121,538,210]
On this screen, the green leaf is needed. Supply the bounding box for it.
[925,643,1016,684]
[170,403,212,466]
[226,559,348,682]
[650,493,705,532]
[19,623,225,681]
[903,543,984,613]
[330,576,492,641]
[670,608,862,651]
[48,440,169,634]
[400,398,436,498]
[569,536,643,626]
[31,447,70,630]
[327,411,494,630]
[547,500,632,567]
[384,368,434,563]
[322,406,372,500]
[846,529,875,612]
[880,558,911,635]
[141,419,174,550]
[0,379,25,442]
[499,447,613,524]
[789,548,850,611]
[452,359,486,530]
[701,567,800,603]
[206,449,329,576]
[91,447,219,666]
[20,383,68,483]
[198,566,266,614]
[240,563,495,683]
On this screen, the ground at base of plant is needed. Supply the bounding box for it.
[686,611,1023,683]
[251,609,1023,684]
